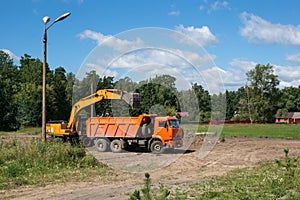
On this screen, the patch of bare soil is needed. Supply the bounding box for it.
[2,134,300,200]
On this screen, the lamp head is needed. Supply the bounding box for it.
[54,12,71,23]
[43,16,50,24]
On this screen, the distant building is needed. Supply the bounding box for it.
[276,112,300,124]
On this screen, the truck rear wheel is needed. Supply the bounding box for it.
[95,139,109,152]
[150,140,164,154]
[110,139,123,153]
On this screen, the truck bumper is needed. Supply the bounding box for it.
[165,139,183,148]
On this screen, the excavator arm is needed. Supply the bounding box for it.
[67,89,140,131]
[46,89,140,136]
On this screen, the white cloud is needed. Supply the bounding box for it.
[200,66,226,93]
[200,1,230,13]
[240,12,300,45]
[80,47,218,90]
[77,28,221,91]
[280,79,300,88]
[273,64,300,88]
[82,62,119,78]
[218,59,257,90]
[273,64,300,82]
[175,25,218,47]
[108,48,219,91]
[168,11,180,16]
[78,30,110,44]
[78,30,144,52]
[107,48,216,72]
[1,49,20,63]
[286,52,300,63]
[218,59,300,90]
[77,29,300,91]
[210,1,230,12]
[229,59,257,71]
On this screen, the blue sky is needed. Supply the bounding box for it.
[1,0,300,91]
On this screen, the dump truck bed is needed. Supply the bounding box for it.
[86,115,151,138]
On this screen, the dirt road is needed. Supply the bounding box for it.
[2,135,300,199]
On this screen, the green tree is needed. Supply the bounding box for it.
[15,83,42,126]
[211,92,226,121]
[178,89,199,121]
[277,86,300,112]
[73,70,100,103]
[96,76,115,116]
[225,90,239,120]
[246,64,280,122]
[192,83,211,113]
[19,54,45,85]
[176,83,211,121]
[232,86,252,121]
[115,76,137,92]
[65,72,76,116]
[16,55,48,126]
[0,51,19,130]
[48,67,69,120]
[137,75,179,116]
[275,108,289,118]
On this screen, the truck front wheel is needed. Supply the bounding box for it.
[80,135,94,147]
[95,139,109,152]
[150,140,164,154]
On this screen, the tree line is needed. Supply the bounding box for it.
[1,50,300,130]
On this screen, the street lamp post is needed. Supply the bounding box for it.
[42,12,71,141]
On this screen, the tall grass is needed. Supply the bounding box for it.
[0,138,105,189]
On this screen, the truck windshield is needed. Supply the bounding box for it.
[168,119,180,128]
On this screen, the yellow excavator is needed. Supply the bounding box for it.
[46,89,140,145]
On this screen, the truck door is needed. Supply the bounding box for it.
[153,119,172,142]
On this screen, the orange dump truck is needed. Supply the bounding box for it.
[86,114,184,153]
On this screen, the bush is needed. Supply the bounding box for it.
[0,139,102,189]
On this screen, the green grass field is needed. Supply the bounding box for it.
[182,123,300,140]
[0,127,41,135]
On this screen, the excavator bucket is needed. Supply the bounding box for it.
[122,92,140,109]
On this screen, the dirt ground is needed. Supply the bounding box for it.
[2,133,300,200]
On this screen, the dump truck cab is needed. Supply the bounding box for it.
[150,116,184,153]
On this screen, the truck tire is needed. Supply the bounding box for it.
[150,140,164,154]
[80,135,93,147]
[95,138,109,152]
[110,139,123,153]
